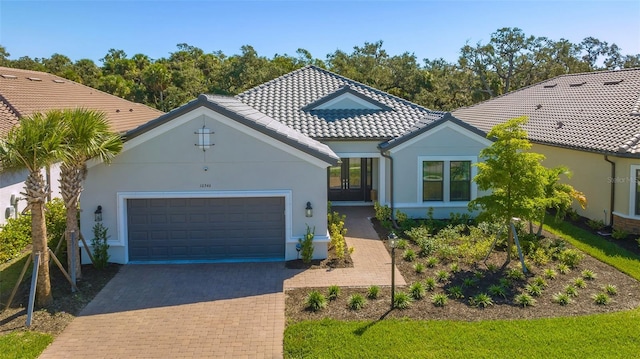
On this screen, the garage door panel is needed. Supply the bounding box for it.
[127,197,285,261]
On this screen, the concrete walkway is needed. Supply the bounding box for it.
[284,206,406,288]
[39,206,404,359]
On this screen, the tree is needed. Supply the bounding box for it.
[0,111,67,306]
[59,108,123,278]
[469,117,546,262]
[534,167,587,236]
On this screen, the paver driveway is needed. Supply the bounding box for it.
[39,263,291,359]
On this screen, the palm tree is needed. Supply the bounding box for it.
[0,111,67,306]
[59,108,122,278]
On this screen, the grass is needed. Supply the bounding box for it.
[544,215,640,281]
[0,331,53,358]
[285,219,640,358]
[0,252,32,296]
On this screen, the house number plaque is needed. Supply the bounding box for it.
[200,184,212,188]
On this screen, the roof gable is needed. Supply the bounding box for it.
[126,94,339,166]
[0,66,164,136]
[236,65,446,140]
[452,68,640,156]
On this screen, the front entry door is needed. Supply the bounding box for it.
[328,158,372,202]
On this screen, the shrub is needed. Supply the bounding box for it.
[506,269,525,281]
[424,277,437,291]
[486,263,499,273]
[299,225,315,264]
[426,256,439,268]
[405,226,431,244]
[488,284,507,299]
[552,292,572,305]
[582,269,597,280]
[374,202,392,230]
[604,284,618,295]
[413,262,425,274]
[593,293,611,305]
[447,286,464,299]
[366,285,380,299]
[586,219,605,231]
[431,293,449,307]
[450,262,461,273]
[525,284,543,297]
[90,222,110,270]
[514,293,536,307]
[403,249,416,262]
[499,278,512,288]
[409,282,426,300]
[328,211,347,260]
[395,239,408,250]
[565,285,579,297]
[306,291,327,311]
[436,270,449,283]
[566,208,580,222]
[530,277,547,288]
[348,294,366,310]
[556,263,571,275]
[327,285,341,300]
[393,292,412,309]
[573,278,587,288]
[462,277,478,288]
[470,293,493,308]
[612,228,628,240]
[529,247,550,266]
[558,249,584,268]
[544,268,558,280]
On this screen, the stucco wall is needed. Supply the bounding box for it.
[80,108,330,263]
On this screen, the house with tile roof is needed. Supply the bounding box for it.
[453,68,640,234]
[80,65,492,264]
[0,66,164,225]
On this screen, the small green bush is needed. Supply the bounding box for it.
[558,249,584,268]
[348,294,366,310]
[586,219,605,231]
[90,222,110,269]
[529,247,551,266]
[409,282,426,300]
[556,263,571,275]
[366,285,380,299]
[499,278,512,288]
[514,293,536,307]
[488,284,507,299]
[327,285,341,300]
[406,226,431,244]
[306,291,327,311]
[403,249,416,262]
[604,284,618,295]
[486,263,499,273]
[593,293,610,305]
[463,277,478,288]
[525,284,543,297]
[328,211,347,260]
[506,268,525,281]
[299,225,315,264]
[532,277,548,288]
[447,286,464,299]
[552,292,572,306]
[450,262,460,273]
[431,293,449,307]
[413,262,425,274]
[395,239,408,250]
[424,277,437,291]
[565,285,578,297]
[582,269,597,280]
[612,228,628,240]
[573,278,587,288]
[426,256,439,268]
[435,270,449,283]
[544,268,558,280]
[393,292,412,309]
[470,293,493,308]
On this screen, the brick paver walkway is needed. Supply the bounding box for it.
[39,206,404,358]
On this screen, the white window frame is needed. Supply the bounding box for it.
[418,156,478,205]
[629,165,640,217]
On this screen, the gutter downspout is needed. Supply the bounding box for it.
[380,149,397,228]
[604,155,615,227]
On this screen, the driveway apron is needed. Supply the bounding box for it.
[39,263,288,359]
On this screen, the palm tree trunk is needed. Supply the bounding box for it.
[66,206,81,278]
[61,164,83,278]
[32,202,52,306]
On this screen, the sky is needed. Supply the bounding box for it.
[0,0,639,65]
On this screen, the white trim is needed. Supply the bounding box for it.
[116,190,293,263]
[89,107,334,169]
[389,121,492,154]
[629,165,640,218]
[612,211,639,220]
[394,202,471,209]
[313,93,382,110]
[417,156,478,206]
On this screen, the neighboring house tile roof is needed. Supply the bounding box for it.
[452,68,640,156]
[236,65,447,140]
[126,94,340,165]
[0,67,164,136]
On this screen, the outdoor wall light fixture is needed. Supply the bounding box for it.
[94,205,103,222]
[305,202,313,217]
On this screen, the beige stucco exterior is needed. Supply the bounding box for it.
[80,106,332,263]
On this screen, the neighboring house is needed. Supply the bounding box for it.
[81,66,492,264]
[0,66,164,225]
[453,68,640,233]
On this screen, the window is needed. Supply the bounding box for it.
[450,161,471,201]
[420,157,475,203]
[423,161,444,201]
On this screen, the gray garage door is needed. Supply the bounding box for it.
[127,197,285,262]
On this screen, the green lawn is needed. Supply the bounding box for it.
[284,219,640,358]
[0,332,52,359]
[0,252,32,296]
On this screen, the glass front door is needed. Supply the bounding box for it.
[328,158,372,202]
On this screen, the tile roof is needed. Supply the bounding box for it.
[236,65,446,140]
[452,68,640,156]
[126,94,339,165]
[0,66,164,136]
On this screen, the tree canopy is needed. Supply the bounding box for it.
[1,28,638,112]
